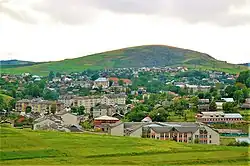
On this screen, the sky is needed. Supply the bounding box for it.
[0,0,250,64]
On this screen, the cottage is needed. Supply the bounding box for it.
[60,113,79,126]
[94,116,119,132]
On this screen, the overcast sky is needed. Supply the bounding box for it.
[0,0,250,63]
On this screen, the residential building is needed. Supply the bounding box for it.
[196,112,243,123]
[16,98,64,114]
[143,122,219,145]
[221,98,234,102]
[73,96,102,113]
[94,116,120,132]
[108,122,220,144]
[198,99,210,112]
[215,102,225,110]
[103,94,126,105]
[33,114,82,132]
[92,104,116,118]
[93,77,109,89]
[60,113,79,126]
[241,98,250,109]
[72,94,126,113]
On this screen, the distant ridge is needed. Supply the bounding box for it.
[1,45,247,75]
[237,63,250,67]
[0,59,45,69]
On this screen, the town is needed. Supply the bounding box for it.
[0,67,249,146]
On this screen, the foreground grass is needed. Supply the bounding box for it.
[0,127,249,165]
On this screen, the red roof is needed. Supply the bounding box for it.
[120,79,132,84]
[17,116,25,123]
[109,77,119,83]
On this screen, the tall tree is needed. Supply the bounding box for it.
[233,90,244,105]
[209,100,217,111]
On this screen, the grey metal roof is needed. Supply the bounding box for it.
[224,113,243,118]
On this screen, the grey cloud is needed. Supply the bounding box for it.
[91,0,250,26]
[0,0,37,24]
[31,0,98,24]
[1,0,250,26]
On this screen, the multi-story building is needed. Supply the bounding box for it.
[72,94,127,113]
[73,96,102,113]
[108,122,220,145]
[103,94,127,105]
[93,77,109,89]
[196,112,243,123]
[143,122,219,145]
[16,98,64,114]
[92,104,116,118]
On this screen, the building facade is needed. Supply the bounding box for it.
[93,77,109,89]
[16,98,64,114]
[72,94,127,113]
[143,123,219,145]
[196,112,243,123]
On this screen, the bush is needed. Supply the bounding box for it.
[227,141,249,146]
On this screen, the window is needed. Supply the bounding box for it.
[184,133,187,138]
[179,134,182,138]
[209,135,211,138]
[209,140,212,143]
[160,133,164,138]
[195,135,199,138]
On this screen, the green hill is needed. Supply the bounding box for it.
[0,127,249,165]
[1,45,247,75]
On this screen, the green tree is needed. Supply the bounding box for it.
[118,79,124,86]
[209,100,217,111]
[48,71,55,81]
[236,70,250,87]
[204,93,212,101]
[233,90,244,105]
[25,106,32,114]
[126,104,149,122]
[198,92,205,99]
[149,107,168,122]
[78,106,85,115]
[242,88,250,99]
[222,102,237,113]
[43,89,59,100]
[190,96,199,112]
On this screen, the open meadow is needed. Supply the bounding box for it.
[0,127,249,165]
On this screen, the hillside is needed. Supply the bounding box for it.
[0,127,249,165]
[0,60,44,69]
[1,45,247,75]
[238,63,250,67]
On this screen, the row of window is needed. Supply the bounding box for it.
[195,135,212,138]
[200,140,212,144]
[160,133,188,138]
[203,118,241,122]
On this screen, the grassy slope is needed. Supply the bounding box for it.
[1,45,247,76]
[0,127,249,165]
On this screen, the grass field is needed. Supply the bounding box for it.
[0,127,249,165]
